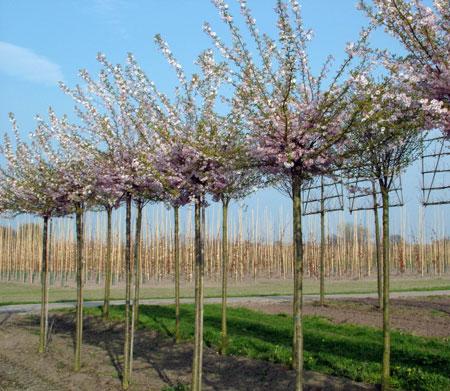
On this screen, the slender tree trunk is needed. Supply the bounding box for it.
[372,181,382,309]
[38,215,49,353]
[130,199,143,375]
[381,184,390,390]
[174,205,181,343]
[191,198,204,391]
[319,176,325,306]
[292,176,304,391]
[201,205,206,236]
[123,194,132,390]
[220,197,230,353]
[74,206,84,371]
[133,200,143,324]
[201,205,206,276]
[103,206,113,319]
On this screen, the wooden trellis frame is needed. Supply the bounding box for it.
[301,173,344,305]
[302,174,344,216]
[346,173,404,212]
[421,135,450,206]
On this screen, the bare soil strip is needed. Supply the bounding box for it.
[237,296,450,338]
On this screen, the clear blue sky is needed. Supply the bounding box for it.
[0,0,448,239]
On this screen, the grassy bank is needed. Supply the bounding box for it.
[1,276,449,306]
[84,304,450,391]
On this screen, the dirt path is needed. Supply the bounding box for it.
[1,289,449,315]
[0,313,375,391]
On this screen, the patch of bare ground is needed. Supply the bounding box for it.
[237,296,450,338]
[0,312,375,391]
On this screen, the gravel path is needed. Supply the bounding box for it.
[1,289,449,314]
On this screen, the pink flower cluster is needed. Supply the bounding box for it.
[360,0,450,136]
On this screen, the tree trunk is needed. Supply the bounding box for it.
[74,206,84,371]
[202,205,206,276]
[372,181,382,309]
[220,197,230,353]
[103,206,113,319]
[122,194,132,390]
[130,199,143,374]
[191,198,204,391]
[174,205,181,343]
[319,176,325,306]
[380,184,390,390]
[38,215,49,353]
[292,176,304,391]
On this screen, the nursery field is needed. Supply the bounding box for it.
[1,276,449,306]
[1,0,449,389]
[0,296,449,391]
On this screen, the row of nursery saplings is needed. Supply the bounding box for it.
[0,1,448,390]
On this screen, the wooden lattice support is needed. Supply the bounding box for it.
[302,174,344,305]
[345,167,404,308]
[421,135,450,206]
[347,175,404,212]
[302,174,344,216]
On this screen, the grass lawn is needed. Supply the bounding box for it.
[1,276,449,305]
[85,304,450,391]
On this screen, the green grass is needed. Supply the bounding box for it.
[84,304,450,391]
[1,276,449,306]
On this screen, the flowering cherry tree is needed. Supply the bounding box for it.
[60,56,168,389]
[1,109,99,370]
[0,114,72,355]
[120,51,202,344]
[92,154,124,320]
[125,34,234,390]
[208,110,262,354]
[345,76,430,389]
[35,109,98,372]
[360,0,450,137]
[205,1,371,388]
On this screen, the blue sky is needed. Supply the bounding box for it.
[0,0,448,239]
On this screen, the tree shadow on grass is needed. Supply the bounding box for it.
[136,305,450,379]
[22,308,374,390]
[20,305,448,390]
